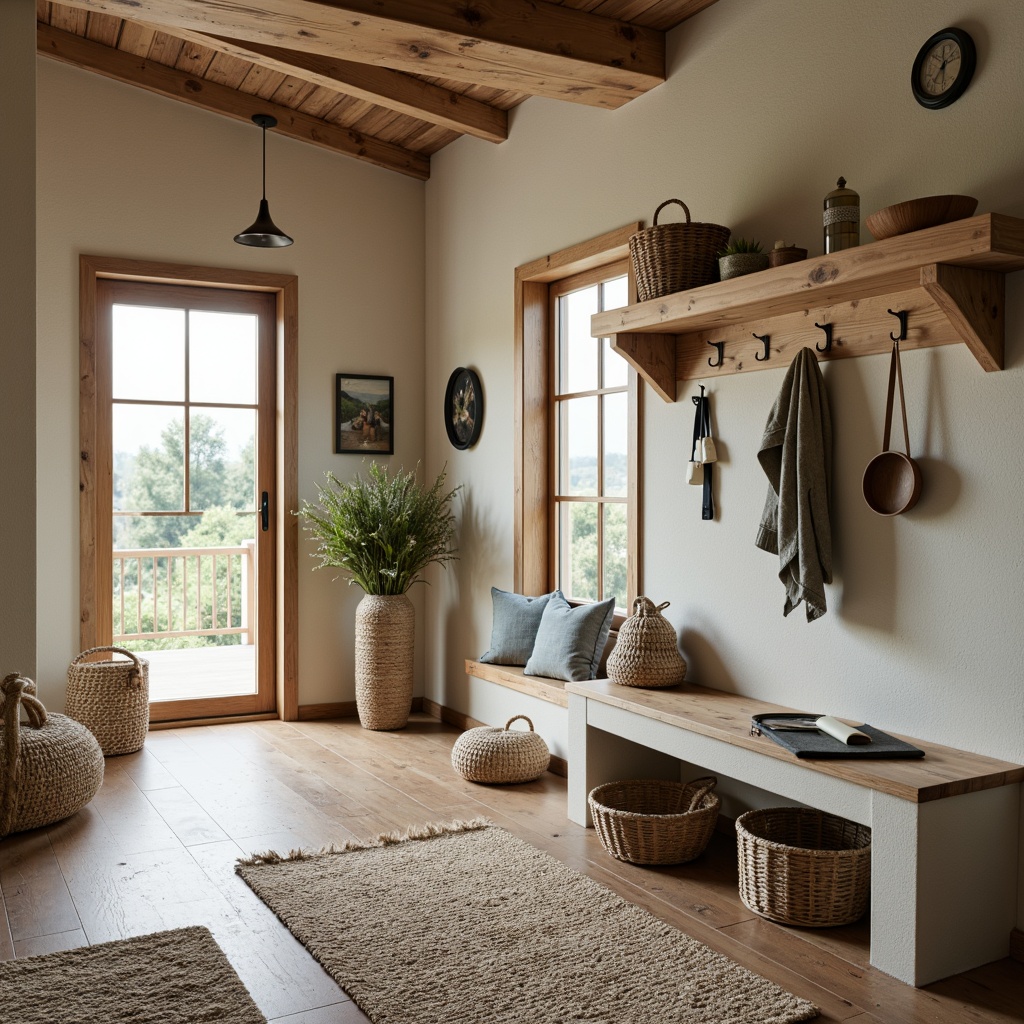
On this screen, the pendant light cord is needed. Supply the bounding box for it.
[261,123,267,202]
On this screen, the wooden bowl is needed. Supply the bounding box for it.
[862,451,922,516]
[865,195,977,240]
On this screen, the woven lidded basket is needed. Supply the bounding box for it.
[1,674,104,838]
[66,646,149,756]
[629,199,731,301]
[451,715,550,784]
[736,807,872,927]
[589,776,719,865]
[606,597,686,689]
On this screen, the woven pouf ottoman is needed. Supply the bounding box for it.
[1,674,105,838]
[451,715,550,784]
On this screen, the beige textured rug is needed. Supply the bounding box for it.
[0,925,266,1024]
[237,819,818,1023]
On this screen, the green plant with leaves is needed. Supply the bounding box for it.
[717,237,764,257]
[298,463,459,595]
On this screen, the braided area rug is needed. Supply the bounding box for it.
[237,819,818,1024]
[0,926,265,1024]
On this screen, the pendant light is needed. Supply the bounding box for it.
[234,114,293,247]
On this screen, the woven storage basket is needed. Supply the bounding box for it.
[1,674,105,838]
[589,776,719,865]
[451,715,550,784]
[736,807,872,927]
[606,596,686,689]
[66,646,149,756]
[629,199,731,301]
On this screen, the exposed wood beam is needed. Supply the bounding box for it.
[52,0,666,108]
[194,33,508,143]
[37,24,430,180]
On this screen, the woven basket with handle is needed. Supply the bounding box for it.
[66,646,149,756]
[1,673,105,838]
[451,715,550,784]
[606,596,687,689]
[589,776,719,865]
[629,199,731,301]
[736,807,872,927]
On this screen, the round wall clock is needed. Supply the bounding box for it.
[444,367,483,449]
[911,27,976,109]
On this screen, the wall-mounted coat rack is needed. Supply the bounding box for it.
[596,213,1024,402]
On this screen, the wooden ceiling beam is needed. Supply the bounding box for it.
[37,24,430,180]
[186,33,508,143]
[50,0,666,108]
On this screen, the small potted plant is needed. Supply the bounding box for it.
[298,463,459,730]
[717,238,769,280]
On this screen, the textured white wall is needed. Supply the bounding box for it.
[35,59,425,710]
[0,0,37,679]
[423,0,1024,926]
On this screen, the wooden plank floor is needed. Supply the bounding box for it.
[1,713,1021,1023]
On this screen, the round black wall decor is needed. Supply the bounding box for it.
[444,367,483,449]
[911,27,976,109]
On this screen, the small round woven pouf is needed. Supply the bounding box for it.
[451,715,550,784]
[1,674,105,838]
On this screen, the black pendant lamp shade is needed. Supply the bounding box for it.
[234,114,293,247]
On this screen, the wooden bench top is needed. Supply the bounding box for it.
[566,679,1024,804]
[465,659,569,707]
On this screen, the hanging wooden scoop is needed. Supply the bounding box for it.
[862,341,922,516]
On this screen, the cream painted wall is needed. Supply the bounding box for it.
[35,59,425,711]
[1,0,37,679]
[423,0,1024,928]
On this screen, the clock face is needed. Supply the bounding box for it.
[912,28,976,109]
[918,38,963,96]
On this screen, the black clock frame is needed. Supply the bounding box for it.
[444,366,483,450]
[911,27,976,110]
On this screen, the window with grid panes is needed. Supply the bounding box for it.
[550,267,631,612]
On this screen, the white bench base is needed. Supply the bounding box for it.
[568,691,1020,987]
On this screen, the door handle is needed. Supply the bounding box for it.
[234,491,270,530]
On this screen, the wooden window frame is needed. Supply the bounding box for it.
[513,223,643,624]
[80,255,300,721]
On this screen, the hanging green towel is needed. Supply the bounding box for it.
[755,347,833,621]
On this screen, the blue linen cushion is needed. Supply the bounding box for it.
[524,591,616,682]
[479,588,554,666]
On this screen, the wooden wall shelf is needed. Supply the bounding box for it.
[591,213,1024,401]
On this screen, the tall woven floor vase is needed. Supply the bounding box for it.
[354,593,415,730]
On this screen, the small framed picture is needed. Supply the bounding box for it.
[335,374,394,454]
[444,367,483,450]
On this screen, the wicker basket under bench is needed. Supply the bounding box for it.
[565,678,1024,988]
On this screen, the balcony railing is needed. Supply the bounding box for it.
[113,541,255,645]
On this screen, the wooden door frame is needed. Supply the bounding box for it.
[80,255,299,721]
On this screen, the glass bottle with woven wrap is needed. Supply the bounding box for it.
[823,177,860,253]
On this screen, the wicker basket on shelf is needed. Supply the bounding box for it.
[629,199,731,301]
[589,776,719,865]
[66,646,149,756]
[451,715,550,784]
[736,807,872,927]
[606,596,686,689]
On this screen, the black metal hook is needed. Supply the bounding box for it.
[887,308,908,342]
[814,322,833,354]
[692,383,706,406]
[707,340,724,368]
[753,332,770,362]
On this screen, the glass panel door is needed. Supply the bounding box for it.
[99,280,276,721]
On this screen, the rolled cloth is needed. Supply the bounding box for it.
[755,347,833,621]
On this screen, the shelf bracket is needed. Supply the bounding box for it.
[920,264,1004,371]
[611,333,677,402]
